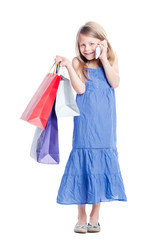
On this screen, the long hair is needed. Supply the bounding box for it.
[75,21,116,83]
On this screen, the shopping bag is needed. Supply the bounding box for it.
[20,62,61,129]
[30,127,44,161]
[30,100,59,164]
[55,62,80,117]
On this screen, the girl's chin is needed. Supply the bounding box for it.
[83,55,95,60]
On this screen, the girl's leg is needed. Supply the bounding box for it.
[89,202,101,224]
[77,204,87,225]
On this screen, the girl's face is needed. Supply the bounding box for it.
[79,34,101,60]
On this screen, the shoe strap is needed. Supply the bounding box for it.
[88,222,100,227]
[75,223,87,228]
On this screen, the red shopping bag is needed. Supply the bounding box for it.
[20,62,61,129]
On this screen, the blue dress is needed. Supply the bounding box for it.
[56,59,127,204]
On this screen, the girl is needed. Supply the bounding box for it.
[55,21,127,233]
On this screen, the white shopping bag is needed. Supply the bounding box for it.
[55,66,80,117]
[30,127,44,161]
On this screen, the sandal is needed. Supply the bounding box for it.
[87,222,101,232]
[74,222,88,233]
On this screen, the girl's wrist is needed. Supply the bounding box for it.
[100,56,108,64]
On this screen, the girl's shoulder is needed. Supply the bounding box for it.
[72,56,81,64]
[72,57,81,71]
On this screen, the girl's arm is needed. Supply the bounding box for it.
[101,53,120,89]
[55,55,85,94]
[97,41,120,88]
[66,58,86,94]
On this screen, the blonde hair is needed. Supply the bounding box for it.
[75,21,116,83]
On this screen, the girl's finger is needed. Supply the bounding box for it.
[100,42,106,47]
[99,44,104,51]
[100,40,107,47]
[57,58,63,62]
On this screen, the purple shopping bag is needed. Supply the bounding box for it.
[30,99,60,164]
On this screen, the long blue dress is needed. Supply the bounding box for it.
[56,58,127,205]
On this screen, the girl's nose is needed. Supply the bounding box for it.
[85,47,90,52]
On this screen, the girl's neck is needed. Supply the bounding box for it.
[86,59,102,68]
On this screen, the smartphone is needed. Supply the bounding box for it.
[95,46,101,59]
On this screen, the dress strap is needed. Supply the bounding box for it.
[75,57,81,63]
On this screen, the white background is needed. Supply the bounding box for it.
[0,0,160,239]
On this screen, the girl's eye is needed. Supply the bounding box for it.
[90,43,94,45]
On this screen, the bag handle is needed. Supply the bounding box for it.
[48,62,60,75]
[57,61,69,80]
[55,61,67,77]
[56,61,61,75]
[48,61,68,79]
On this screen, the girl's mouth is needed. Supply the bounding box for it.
[85,52,94,55]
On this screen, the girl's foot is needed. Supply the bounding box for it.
[87,222,101,233]
[74,213,87,233]
[74,223,88,233]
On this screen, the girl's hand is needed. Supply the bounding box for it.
[54,55,71,68]
[97,40,108,62]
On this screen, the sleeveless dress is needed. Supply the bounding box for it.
[56,58,127,204]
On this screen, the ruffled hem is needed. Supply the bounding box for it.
[56,148,127,204]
